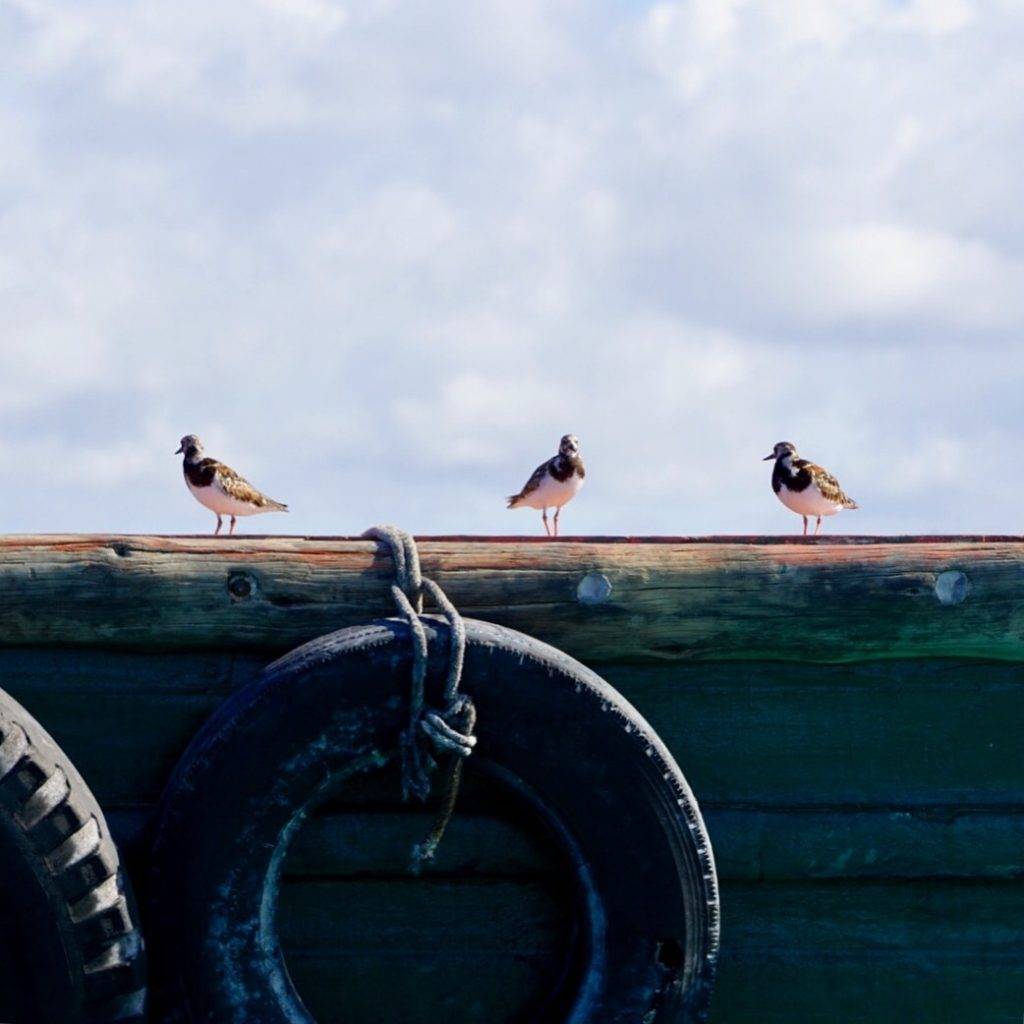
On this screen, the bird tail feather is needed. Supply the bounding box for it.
[506,494,522,509]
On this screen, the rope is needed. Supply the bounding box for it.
[362,526,477,869]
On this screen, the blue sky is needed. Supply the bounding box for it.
[1,0,1022,536]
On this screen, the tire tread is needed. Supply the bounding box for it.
[0,699,147,1022]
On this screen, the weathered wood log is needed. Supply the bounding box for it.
[0,534,1021,661]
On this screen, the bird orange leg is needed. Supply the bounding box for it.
[229,515,237,536]
[802,516,808,536]
[215,515,223,536]
[541,509,551,537]
[815,516,822,536]
[553,507,561,538]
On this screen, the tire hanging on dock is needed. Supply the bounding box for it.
[0,690,147,1023]
[148,618,720,1023]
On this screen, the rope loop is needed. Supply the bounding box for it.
[364,524,423,612]
[362,526,477,864]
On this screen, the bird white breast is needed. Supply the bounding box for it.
[187,480,265,517]
[776,481,843,517]
[517,472,584,510]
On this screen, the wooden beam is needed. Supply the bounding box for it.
[0,535,1021,661]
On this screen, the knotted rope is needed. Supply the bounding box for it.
[362,526,477,868]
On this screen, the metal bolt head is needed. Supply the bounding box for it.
[227,571,256,601]
[577,572,612,606]
[934,570,969,606]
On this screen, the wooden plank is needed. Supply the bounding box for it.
[19,692,221,804]
[707,808,1024,881]
[3,646,1021,887]
[19,673,1023,807]
[713,962,1024,1024]
[711,880,1024,1023]
[0,646,261,696]
[108,805,556,879]
[278,876,572,1024]
[602,660,1024,805]
[718,880,1024,962]
[278,877,569,955]
[5,650,1022,807]
[105,803,1024,884]
[284,958,561,1024]
[270,878,1024,1024]
[0,535,1022,661]
[279,806,1024,883]
[0,647,264,803]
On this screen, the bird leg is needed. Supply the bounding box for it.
[229,515,237,536]
[215,515,223,536]
[815,516,822,536]
[541,509,551,537]
[802,515,808,536]
[553,507,561,538]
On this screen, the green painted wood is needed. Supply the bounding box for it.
[281,806,1024,882]
[0,535,1023,662]
[602,659,1024,805]
[0,647,260,696]
[15,674,1024,806]
[283,958,561,1024]
[0,648,263,803]
[2,644,1020,880]
[4,649,1022,807]
[711,880,1024,1023]
[278,877,575,1024]
[706,808,1024,881]
[105,802,1024,883]
[712,960,1023,1024]
[278,877,569,956]
[270,878,1024,1024]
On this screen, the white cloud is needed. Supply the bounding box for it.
[9,0,352,130]
[638,0,745,99]
[809,223,1024,326]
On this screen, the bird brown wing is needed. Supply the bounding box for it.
[507,459,551,507]
[803,461,858,509]
[212,462,286,509]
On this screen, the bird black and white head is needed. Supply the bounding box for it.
[763,440,797,462]
[559,434,581,457]
[175,434,203,457]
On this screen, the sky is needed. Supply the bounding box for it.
[1,0,1023,537]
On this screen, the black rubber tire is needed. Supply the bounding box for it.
[0,689,147,1023]
[149,618,719,1024]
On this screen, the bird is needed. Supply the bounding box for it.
[507,434,585,537]
[175,434,288,536]
[764,441,858,536]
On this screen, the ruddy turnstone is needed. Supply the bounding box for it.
[175,434,288,535]
[764,441,858,535]
[507,434,585,537]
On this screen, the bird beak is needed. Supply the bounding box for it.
[762,453,775,461]
[174,445,183,454]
